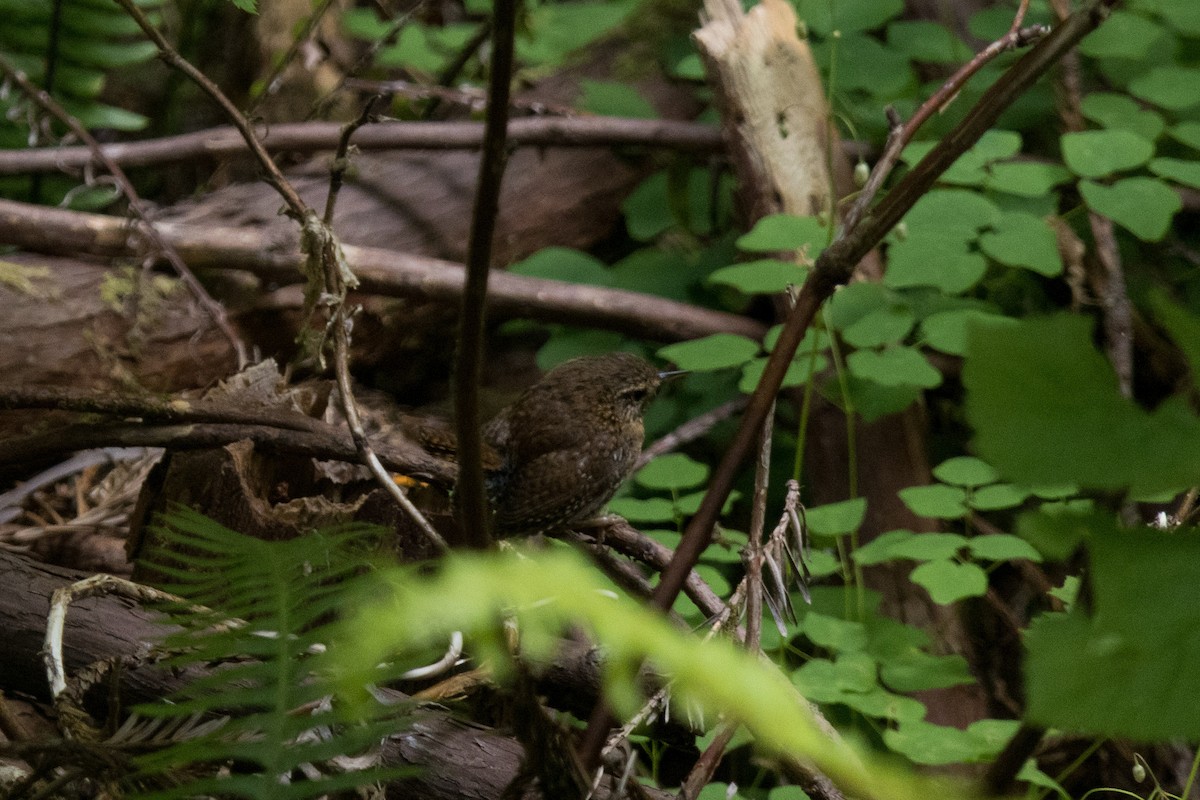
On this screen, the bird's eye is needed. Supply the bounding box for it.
[621,387,650,404]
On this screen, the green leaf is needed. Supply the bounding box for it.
[813,32,913,97]
[853,529,914,566]
[901,189,1000,241]
[978,212,1063,276]
[919,310,1011,356]
[847,347,942,389]
[658,334,760,372]
[968,483,1031,511]
[635,453,710,491]
[1080,92,1165,141]
[983,161,1073,197]
[826,281,891,329]
[805,498,868,538]
[605,496,676,523]
[534,329,625,370]
[941,130,1024,186]
[1170,121,1200,151]
[1025,528,1200,739]
[841,688,927,721]
[738,352,828,393]
[886,236,988,294]
[897,485,968,519]
[1078,10,1167,59]
[911,560,988,604]
[794,0,904,35]
[884,719,1014,765]
[708,259,810,295]
[886,20,971,63]
[1060,130,1154,178]
[803,612,868,652]
[880,651,975,692]
[1148,157,1200,190]
[1129,65,1200,110]
[1078,177,1181,241]
[510,247,609,285]
[378,23,479,74]
[968,534,1043,562]
[518,1,635,67]
[887,532,969,561]
[736,214,830,255]
[902,132,1022,186]
[1150,292,1200,388]
[932,457,998,487]
[841,376,923,422]
[965,315,1200,495]
[578,80,657,118]
[621,172,675,241]
[841,305,916,348]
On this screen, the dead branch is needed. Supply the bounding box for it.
[0,421,456,487]
[0,118,725,176]
[0,198,766,343]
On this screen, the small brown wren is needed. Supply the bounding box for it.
[482,352,681,536]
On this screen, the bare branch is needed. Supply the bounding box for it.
[0,118,725,176]
[0,198,767,343]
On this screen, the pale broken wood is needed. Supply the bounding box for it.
[695,0,833,222]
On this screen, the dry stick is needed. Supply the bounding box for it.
[0,57,247,367]
[0,385,329,434]
[0,421,456,487]
[454,0,517,551]
[648,0,1124,652]
[0,117,725,175]
[0,197,766,344]
[110,0,445,551]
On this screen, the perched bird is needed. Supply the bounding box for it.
[482,352,681,536]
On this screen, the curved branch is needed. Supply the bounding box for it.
[0,198,766,343]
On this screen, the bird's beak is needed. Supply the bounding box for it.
[657,369,689,382]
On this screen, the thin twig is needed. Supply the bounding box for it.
[843,14,1050,232]
[453,0,517,550]
[0,57,247,367]
[323,104,448,552]
[246,0,340,119]
[110,0,308,219]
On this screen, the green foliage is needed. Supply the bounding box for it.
[127,508,407,799]
[964,313,1200,497]
[0,0,162,137]
[1025,523,1200,740]
[334,546,969,800]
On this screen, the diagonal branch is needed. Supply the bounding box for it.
[651,0,1125,622]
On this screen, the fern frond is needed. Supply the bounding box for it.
[123,507,411,800]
